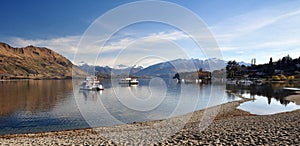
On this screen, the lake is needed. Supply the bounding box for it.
[0,79,239,135]
[0,79,299,135]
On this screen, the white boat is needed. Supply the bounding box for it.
[226,79,237,85]
[283,87,300,91]
[129,78,139,85]
[80,76,104,91]
[119,78,139,85]
[238,80,253,86]
[119,78,132,84]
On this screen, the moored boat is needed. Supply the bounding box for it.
[80,76,104,91]
[238,80,253,86]
[129,78,139,85]
[119,78,139,85]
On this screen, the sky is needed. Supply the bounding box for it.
[1,0,300,67]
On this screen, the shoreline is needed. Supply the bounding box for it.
[0,77,75,81]
[0,93,299,145]
[285,94,300,105]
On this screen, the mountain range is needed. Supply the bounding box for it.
[79,58,250,77]
[0,42,250,79]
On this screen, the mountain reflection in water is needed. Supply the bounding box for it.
[0,80,72,116]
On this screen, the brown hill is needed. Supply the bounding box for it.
[0,42,87,79]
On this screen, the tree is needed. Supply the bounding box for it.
[226,60,240,78]
[283,56,287,63]
[268,57,274,75]
[286,55,292,66]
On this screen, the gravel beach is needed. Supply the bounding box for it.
[0,96,299,145]
[286,94,300,105]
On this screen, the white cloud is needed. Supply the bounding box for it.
[143,31,189,42]
[210,3,300,64]
[212,6,300,37]
[95,34,193,67]
[8,30,200,67]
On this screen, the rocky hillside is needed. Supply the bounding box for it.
[0,42,87,79]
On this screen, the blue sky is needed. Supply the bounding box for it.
[1,0,300,67]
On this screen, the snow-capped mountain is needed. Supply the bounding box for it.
[79,58,249,77]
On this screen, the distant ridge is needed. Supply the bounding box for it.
[0,42,87,79]
[132,58,227,77]
[79,58,250,77]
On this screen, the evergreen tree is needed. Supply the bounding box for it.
[226,60,240,78]
[268,57,274,75]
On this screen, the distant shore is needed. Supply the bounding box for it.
[0,93,299,145]
[0,76,83,81]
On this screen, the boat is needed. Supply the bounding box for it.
[80,76,104,91]
[119,78,139,85]
[119,78,132,84]
[226,79,238,85]
[129,78,139,85]
[238,80,253,86]
[283,87,300,91]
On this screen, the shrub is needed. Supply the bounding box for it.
[288,75,295,81]
[280,75,287,80]
[272,75,281,81]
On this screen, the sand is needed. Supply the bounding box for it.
[286,94,300,105]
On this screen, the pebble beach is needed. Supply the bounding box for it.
[0,95,299,145]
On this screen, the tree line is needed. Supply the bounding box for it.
[226,55,300,79]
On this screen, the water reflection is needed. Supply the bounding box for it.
[0,79,240,135]
[238,94,300,115]
[80,90,101,101]
[226,83,299,106]
[76,79,240,128]
[226,83,300,115]
[0,80,72,116]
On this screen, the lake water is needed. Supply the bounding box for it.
[226,83,300,115]
[0,79,239,135]
[1,80,299,135]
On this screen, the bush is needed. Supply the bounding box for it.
[288,75,295,81]
[272,75,281,81]
[280,75,287,80]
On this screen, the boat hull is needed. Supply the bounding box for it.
[80,87,104,91]
[129,82,138,85]
[119,78,139,85]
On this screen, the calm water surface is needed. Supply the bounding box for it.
[227,83,300,115]
[0,79,239,135]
